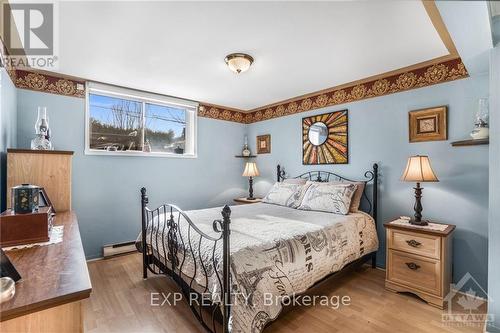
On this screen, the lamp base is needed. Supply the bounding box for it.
[246,197,257,201]
[409,219,429,226]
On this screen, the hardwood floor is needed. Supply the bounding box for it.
[84,253,485,333]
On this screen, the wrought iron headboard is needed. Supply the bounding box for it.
[277,163,379,222]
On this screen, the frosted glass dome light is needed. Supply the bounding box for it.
[224,53,254,74]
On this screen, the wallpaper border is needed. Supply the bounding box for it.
[5,58,468,124]
[244,58,468,124]
[13,69,86,98]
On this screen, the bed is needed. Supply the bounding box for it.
[138,164,379,333]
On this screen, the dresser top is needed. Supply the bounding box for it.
[0,211,91,321]
[7,148,74,155]
[384,219,456,237]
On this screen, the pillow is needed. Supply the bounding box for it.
[283,178,307,185]
[297,182,357,215]
[263,182,309,208]
[329,181,366,212]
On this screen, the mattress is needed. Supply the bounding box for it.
[141,202,378,333]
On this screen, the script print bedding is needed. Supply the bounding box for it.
[142,203,378,333]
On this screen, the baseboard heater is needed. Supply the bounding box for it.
[103,241,137,258]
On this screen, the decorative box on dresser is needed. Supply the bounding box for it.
[384,220,455,309]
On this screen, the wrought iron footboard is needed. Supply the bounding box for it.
[139,163,379,333]
[140,188,231,333]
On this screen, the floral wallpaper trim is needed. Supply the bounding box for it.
[244,57,468,124]
[14,69,85,98]
[8,57,468,124]
[198,103,248,124]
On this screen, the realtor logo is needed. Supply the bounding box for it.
[2,1,58,69]
[442,272,493,328]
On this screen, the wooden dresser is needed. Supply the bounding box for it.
[384,220,455,309]
[7,149,74,212]
[0,212,91,332]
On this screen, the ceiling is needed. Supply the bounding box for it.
[52,1,449,111]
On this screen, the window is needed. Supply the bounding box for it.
[85,82,197,157]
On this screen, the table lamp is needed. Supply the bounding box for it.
[242,162,260,200]
[401,155,439,226]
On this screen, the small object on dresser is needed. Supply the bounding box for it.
[0,249,21,282]
[0,206,54,247]
[400,155,439,226]
[384,220,455,309]
[0,277,16,303]
[11,184,40,214]
[30,106,53,150]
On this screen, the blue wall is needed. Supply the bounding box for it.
[16,89,247,259]
[0,69,17,212]
[13,72,491,293]
[487,45,500,331]
[246,74,490,294]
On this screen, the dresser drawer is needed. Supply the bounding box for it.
[388,229,441,259]
[387,250,441,296]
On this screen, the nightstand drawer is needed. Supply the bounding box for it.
[387,250,441,296]
[389,229,441,259]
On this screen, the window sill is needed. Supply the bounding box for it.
[84,149,197,158]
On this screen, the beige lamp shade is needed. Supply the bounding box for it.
[401,155,439,182]
[242,162,260,177]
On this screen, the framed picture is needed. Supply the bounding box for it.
[256,135,271,154]
[409,106,448,143]
[302,110,348,165]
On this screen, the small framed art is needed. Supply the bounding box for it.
[256,135,271,154]
[409,106,448,143]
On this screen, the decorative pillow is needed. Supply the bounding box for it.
[297,182,357,215]
[286,182,312,208]
[329,181,366,212]
[283,178,307,185]
[263,182,309,208]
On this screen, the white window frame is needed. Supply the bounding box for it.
[85,82,198,158]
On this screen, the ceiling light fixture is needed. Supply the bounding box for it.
[224,53,254,74]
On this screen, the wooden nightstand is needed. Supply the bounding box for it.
[233,197,262,205]
[384,220,455,309]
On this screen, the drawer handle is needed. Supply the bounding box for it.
[405,262,421,270]
[406,239,422,247]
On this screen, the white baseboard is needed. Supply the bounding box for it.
[103,241,137,258]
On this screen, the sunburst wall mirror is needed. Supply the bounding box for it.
[302,110,348,165]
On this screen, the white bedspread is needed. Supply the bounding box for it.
[143,203,378,333]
